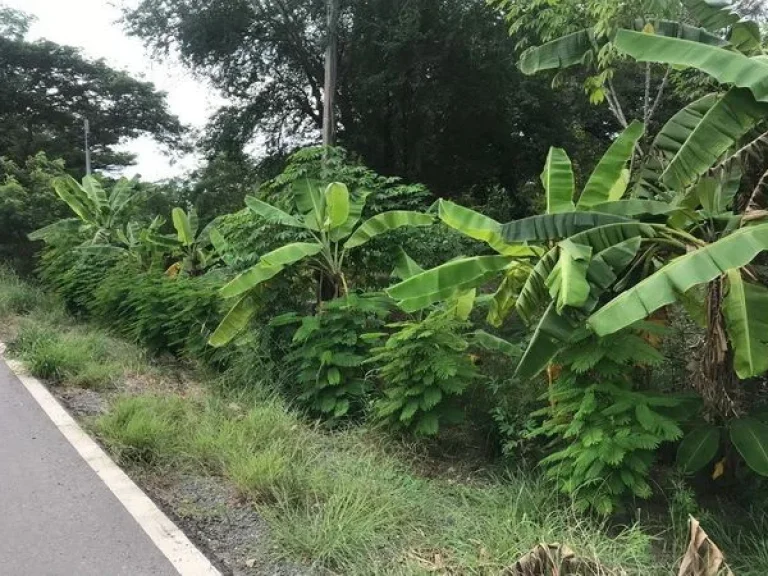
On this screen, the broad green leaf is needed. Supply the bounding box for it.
[343,211,433,250]
[632,18,729,46]
[438,199,539,256]
[614,30,768,103]
[329,191,369,241]
[82,175,108,211]
[661,88,768,190]
[209,295,257,347]
[588,223,768,336]
[220,242,323,298]
[245,196,304,228]
[391,249,424,280]
[172,208,194,245]
[722,269,768,379]
[682,0,740,32]
[519,29,594,75]
[577,121,645,210]
[293,178,325,230]
[515,238,642,379]
[501,212,632,243]
[53,176,95,223]
[487,262,531,327]
[469,330,521,358]
[541,148,575,214]
[729,21,762,53]
[109,178,139,217]
[28,218,82,241]
[515,303,579,381]
[731,418,768,476]
[516,223,656,324]
[636,94,718,196]
[546,239,592,313]
[677,425,720,474]
[387,255,511,312]
[324,182,350,230]
[607,169,630,202]
[591,199,686,218]
[208,228,227,255]
[451,289,476,321]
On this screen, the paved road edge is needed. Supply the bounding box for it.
[1,349,221,576]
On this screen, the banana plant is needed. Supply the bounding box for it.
[29,175,141,247]
[209,181,434,347]
[161,208,219,277]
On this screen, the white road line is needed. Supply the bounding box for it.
[2,355,221,576]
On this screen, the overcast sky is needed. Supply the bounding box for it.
[6,0,224,181]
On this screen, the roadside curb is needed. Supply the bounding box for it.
[0,345,221,576]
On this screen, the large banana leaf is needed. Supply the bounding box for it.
[577,121,645,210]
[245,196,304,228]
[682,0,740,32]
[729,21,762,53]
[386,255,511,312]
[82,176,108,212]
[515,223,656,324]
[330,191,369,241]
[500,212,631,243]
[519,29,594,75]
[633,18,728,46]
[614,30,768,103]
[324,182,350,230]
[636,94,719,196]
[514,237,642,379]
[661,88,768,190]
[53,176,95,223]
[220,242,323,298]
[722,269,768,379]
[541,148,575,214]
[109,178,139,218]
[172,208,194,246]
[588,223,768,336]
[28,218,82,241]
[293,178,325,230]
[209,295,258,347]
[343,211,433,250]
[488,262,532,327]
[730,418,768,476]
[438,200,539,256]
[591,199,686,218]
[546,240,592,313]
[391,249,425,280]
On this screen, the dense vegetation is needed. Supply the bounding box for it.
[3,0,768,573]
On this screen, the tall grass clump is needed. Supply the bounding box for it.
[0,265,62,319]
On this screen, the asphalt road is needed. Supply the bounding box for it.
[0,359,179,576]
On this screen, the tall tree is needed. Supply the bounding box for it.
[0,5,186,174]
[123,0,614,210]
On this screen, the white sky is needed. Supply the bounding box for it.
[5,0,225,181]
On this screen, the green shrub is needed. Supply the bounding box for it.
[532,327,684,514]
[92,266,223,357]
[280,294,390,420]
[369,311,478,436]
[0,265,52,317]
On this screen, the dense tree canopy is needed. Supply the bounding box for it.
[0,6,186,174]
[123,0,622,209]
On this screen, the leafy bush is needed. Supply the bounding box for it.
[370,311,478,436]
[92,265,223,357]
[532,328,684,514]
[279,294,391,420]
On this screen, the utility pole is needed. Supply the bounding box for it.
[322,0,339,148]
[83,118,92,175]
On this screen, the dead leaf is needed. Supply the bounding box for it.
[503,543,615,576]
[678,516,734,576]
[712,458,725,480]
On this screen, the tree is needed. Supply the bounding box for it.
[123,0,615,208]
[0,5,186,173]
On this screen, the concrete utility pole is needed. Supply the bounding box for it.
[83,119,92,175]
[322,0,339,148]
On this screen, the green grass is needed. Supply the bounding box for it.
[0,265,63,320]
[95,392,667,574]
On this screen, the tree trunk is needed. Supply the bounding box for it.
[322,0,339,148]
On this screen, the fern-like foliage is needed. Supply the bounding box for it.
[281,294,390,421]
[532,328,684,514]
[368,311,478,436]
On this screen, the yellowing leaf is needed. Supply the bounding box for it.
[712,458,726,480]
